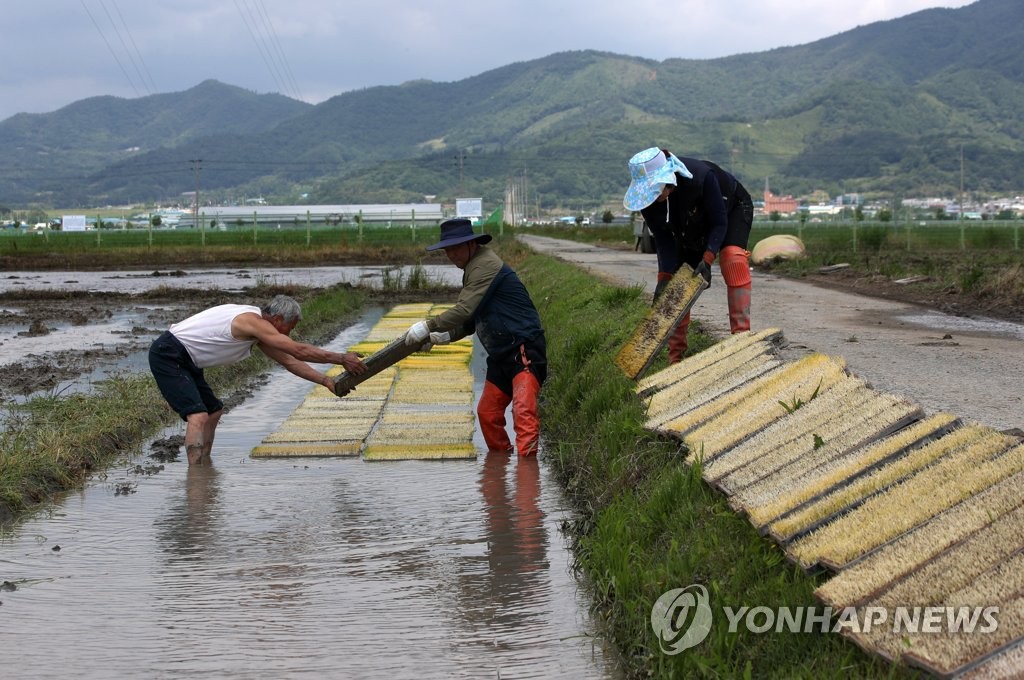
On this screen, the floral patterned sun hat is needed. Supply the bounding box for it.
[623,147,692,211]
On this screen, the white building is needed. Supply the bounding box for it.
[176,203,444,227]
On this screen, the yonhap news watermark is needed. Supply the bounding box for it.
[651,585,999,656]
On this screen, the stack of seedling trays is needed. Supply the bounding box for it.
[636,327,1024,676]
[252,302,478,461]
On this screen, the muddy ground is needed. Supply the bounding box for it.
[0,288,237,399]
[790,266,1024,326]
[0,281,444,402]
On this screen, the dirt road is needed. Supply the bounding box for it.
[519,234,1024,433]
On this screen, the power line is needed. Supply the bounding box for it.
[97,0,153,96]
[233,0,292,98]
[80,0,140,97]
[253,0,302,100]
[110,0,158,94]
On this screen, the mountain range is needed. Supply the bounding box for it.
[1,0,1022,212]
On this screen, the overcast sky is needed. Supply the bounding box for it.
[2,0,975,122]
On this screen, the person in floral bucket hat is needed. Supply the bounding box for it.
[624,147,754,362]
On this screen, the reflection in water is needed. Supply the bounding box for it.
[157,463,222,560]
[449,451,552,663]
[481,451,547,585]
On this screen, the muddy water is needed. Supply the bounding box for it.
[0,310,620,679]
[0,264,462,294]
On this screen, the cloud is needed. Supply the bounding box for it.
[0,1,974,121]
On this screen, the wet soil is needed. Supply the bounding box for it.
[0,284,445,401]
[786,267,1024,326]
[0,289,224,398]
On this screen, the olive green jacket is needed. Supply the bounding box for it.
[426,245,503,341]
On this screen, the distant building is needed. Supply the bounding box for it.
[174,203,444,228]
[762,178,799,215]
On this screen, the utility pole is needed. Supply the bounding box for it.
[189,159,202,228]
[522,168,528,222]
[959,144,965,222]
[454,151,465,198]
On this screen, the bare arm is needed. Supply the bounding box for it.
[257,342,336,389]
[232,312,367,384]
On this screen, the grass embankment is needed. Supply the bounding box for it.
[507,241,911,678]
[0,285,367,524]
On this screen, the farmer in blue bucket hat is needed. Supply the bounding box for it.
[405,218,546,457]
[624,147,754,362]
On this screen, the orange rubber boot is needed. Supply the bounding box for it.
[727,285,751,333]
[511,370,542,456]
[478,379,513,453]
[667,312,691,363]
[720,245,752,333]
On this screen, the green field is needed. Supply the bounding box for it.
[1,222,449,252]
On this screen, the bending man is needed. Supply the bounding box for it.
[406,219,547,457]
[149,294,366,465]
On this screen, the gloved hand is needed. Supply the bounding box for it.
[405,320,430,346]
[694,260,712,286]
[429,330,452,345]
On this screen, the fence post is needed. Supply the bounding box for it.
[358,210,364,244]
[306,210,311,247]
[411,208,416,241]
[906,221,912,251]
[201,211,206,247]
[252,211,258,245]
[852,223,857,255]
[960,222,965,251]
[148,213,153,247]
[96,214,101,246]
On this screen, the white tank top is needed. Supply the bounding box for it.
[169,304,260,368]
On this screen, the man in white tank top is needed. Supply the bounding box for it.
[149,294,366,465]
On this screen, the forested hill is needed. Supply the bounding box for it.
[2,0,1022,210]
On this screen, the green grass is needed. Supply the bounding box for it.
[512,245,914,679]
[0,223,459,268]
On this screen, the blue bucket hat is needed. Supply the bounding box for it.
[425,218,493,251]
[623,147,692,211]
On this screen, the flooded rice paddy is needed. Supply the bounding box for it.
[0,269,621,678]
[0,263,463,295]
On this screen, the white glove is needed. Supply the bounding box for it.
[405,320,430,346]
[429,331,451,345]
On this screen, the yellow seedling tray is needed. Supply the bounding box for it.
[614,264,708,380]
